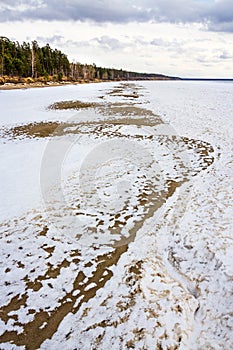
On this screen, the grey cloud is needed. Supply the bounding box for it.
[208,21,233,32]
[208,0,233,23]
[149,37,186,55]
[206,0,233,32]
[92,36,127,50]
[150,37,183,47]
[33,35,65,45]
[28,34,128,56]
[0,0,233,33]
[0,0,149,22]
[29,33,196,60]
[219,51,233,59]
[150,38,165,46]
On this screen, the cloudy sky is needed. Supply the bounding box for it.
[0,0,233,77]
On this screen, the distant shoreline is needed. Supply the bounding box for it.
[181,78,233,81]
[1,77,231,91]
[0,77,178,91]
[0,80,98,91]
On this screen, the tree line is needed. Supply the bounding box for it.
[0,36,175,82]
[0,37,70,80]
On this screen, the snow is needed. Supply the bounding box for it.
[0,81,233,349]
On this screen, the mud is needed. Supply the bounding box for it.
[48,100,103,110]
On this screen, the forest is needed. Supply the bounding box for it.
[0,36,175,83]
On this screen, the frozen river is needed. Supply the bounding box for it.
[0,80,232,349]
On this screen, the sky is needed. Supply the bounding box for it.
[0,0,233,78]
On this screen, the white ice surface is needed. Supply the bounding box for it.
[0,81,232,349]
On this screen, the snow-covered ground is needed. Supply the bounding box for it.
[0,81,232,349]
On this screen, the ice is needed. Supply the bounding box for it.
[0,81,232,349]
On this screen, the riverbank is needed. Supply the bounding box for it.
[0,79,106,90]
[0,77,177,91]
